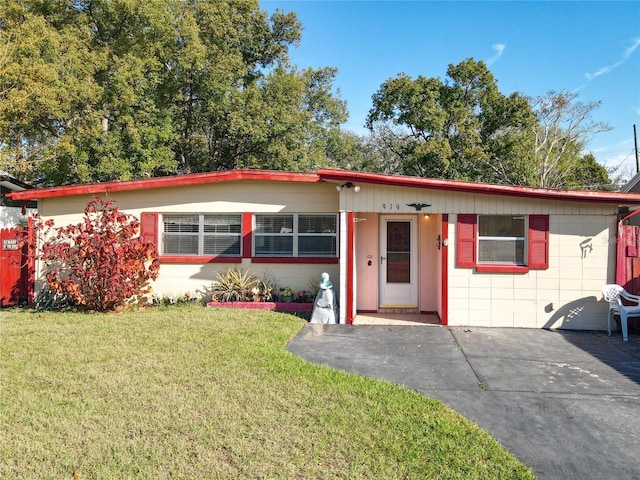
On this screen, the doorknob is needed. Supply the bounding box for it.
[380,256,386,264]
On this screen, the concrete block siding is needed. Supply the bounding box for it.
[448,214,614,330]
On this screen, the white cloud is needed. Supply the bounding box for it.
[624,38,640,58]
[585,37,640,80]
[486,43,506,65]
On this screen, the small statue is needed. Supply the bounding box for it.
[309,272,338,324]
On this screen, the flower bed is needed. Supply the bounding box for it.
[207,301,313,313]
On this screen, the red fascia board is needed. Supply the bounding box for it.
[6,170,322,201]
[317,168,640,205]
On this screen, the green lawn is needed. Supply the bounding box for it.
[1,306,534,479]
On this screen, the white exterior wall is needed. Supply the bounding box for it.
[341,183,618,330]
[33,178,621,330]
[153,260,338,302]
[447,213,615,330]
[35,181,340,300]
[0,207,37,229]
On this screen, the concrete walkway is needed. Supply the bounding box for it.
[286,324,640,480]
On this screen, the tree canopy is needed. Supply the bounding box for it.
[1,2,614,191]
[0,0,348,186]
[366,59,538,185]
[366,59,614,190]
[530,90,612,189]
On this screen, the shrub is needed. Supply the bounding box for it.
[34,196,160,311]
[211,267,261,302]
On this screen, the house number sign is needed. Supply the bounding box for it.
[381,203,401,211]
[2,238,19,250]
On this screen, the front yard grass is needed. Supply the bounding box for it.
[1,305,534,479]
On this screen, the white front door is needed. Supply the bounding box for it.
[379,215,418,308]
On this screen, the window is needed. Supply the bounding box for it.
[478,215,525,264]
[456,214,549,272]
[254,214,337,257]
[162,214,241,256]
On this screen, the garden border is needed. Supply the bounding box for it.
[207,301,313,313]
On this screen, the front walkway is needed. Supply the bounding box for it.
[287,324,640,480]
[353,313,440,325]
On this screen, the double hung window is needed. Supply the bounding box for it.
[457,213,549,271]
[162,214,241,256]
[477,215,525,265]
[254,214,337,257]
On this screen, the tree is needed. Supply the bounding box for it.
[366,60,615,190]
[0,0,347,186]
[33,197,160,311]
[530,90,612,189]
[563,153,615,191]
[366,59,537,184]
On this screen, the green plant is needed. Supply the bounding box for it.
[296,290,312,303]
[153,291,203,306]
[308,276,320,297]
[212,267,260,302]
[31,196,159,311]
[251,281,273,301]
[33,285,70,312]
[279,286,295,297]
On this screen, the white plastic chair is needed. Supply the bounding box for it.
[602,284,623,336]
[602,284,639,342]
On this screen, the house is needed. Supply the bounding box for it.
[8,168,640,330]
[1,174,36,228]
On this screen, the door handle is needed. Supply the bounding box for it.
[380,256,386,264]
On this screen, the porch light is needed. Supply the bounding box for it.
[336,182,360,192]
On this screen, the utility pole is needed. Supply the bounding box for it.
[635,124,639,174]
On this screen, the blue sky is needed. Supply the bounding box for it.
[262,1,640,180]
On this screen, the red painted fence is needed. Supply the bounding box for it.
[616,223,640,330]
[0,222,34,307]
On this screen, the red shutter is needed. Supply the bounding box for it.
[140,212,158,249]
[457,214,477,268]
[242,212,252,258]
[528,214,549,269]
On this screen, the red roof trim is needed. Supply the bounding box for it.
[317,168,640,205]
[9,167,640,205]
[6,170,321,201]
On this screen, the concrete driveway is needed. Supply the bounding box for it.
[286,324,640,480]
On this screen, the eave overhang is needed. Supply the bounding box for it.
[6,170,322,201]
[8,168,640,207]
[317,169,640,206]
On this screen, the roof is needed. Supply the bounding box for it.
[318,169,640,205]
[6,170,321,201]
[0,174,33,192]
[7,168,640,206]
[622,172,640,193]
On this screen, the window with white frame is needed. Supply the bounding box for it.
[477,215,525,264]
[162,214,241,256]
[254,214,337,256]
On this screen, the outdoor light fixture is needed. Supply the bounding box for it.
[336,182,360,192]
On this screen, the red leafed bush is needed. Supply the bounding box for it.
[37,196,160,311]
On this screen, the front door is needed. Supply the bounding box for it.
[379,215,418,308]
